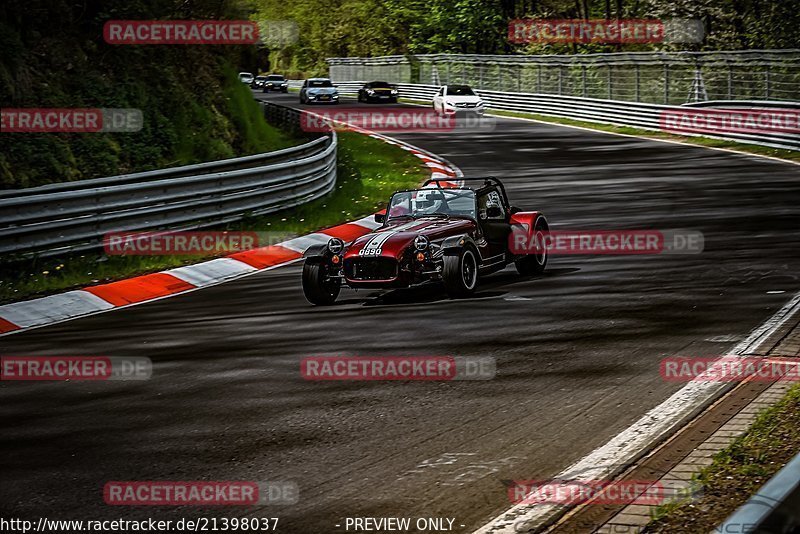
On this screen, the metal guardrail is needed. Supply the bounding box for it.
[327,50,800,105]
[0,103,337,258]
[717,450,800,533]
[328,81,799,151]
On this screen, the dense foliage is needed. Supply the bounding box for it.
[251,0,800,75]
[0,0,291,189]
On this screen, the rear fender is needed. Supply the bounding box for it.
[508,212,548,255]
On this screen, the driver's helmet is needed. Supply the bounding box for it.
[413,190,444,213]
[485,192,501,209]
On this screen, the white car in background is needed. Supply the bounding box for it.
[239,72,254,85]
[432,85,485,116]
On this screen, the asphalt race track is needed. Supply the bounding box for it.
[1,91,798,533]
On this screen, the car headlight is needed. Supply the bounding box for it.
[391,89,398,95]
[327,238,344,254]
[444,101,454,107]
[476,101,484,106]
[414,235,429,251]
[367,89,375,95]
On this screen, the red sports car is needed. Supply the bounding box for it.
[301,177,549,305]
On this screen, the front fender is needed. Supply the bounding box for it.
[303,244,330,264]
[440,234,478,255]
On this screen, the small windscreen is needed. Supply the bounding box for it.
[387,188,476,220]
[447,85,475,96]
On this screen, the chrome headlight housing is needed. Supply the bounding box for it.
[327,238,344,254]
[414,235,429,251]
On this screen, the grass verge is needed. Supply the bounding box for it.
[644,382,800,533]
[0,130,429,304]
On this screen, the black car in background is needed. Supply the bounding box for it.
[263,74,289,93]
[357,81,399,103]
[252,75,267,89]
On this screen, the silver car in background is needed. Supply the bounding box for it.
[300,78,339,104]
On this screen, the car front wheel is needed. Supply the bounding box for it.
[302,262,340,305]
[442,247,478,298]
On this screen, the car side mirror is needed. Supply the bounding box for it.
[486,206,503,218]
[374,213,385,223]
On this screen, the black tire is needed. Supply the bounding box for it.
[515,218,548,276]
[442,247,479,298]
[302,262,340,305]
[281,88,287,93]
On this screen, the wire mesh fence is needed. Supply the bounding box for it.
[327,50,800,104]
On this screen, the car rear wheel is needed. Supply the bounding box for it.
[442,247,478,298]
[302,262,340,305]
[515,218,548,276]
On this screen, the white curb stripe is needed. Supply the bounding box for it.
[350,215,384,230]
[165,258,257,287]
[475,291,800,534]
[0,290,115,328]
[277,233,332,253]
[426,162,449,172]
